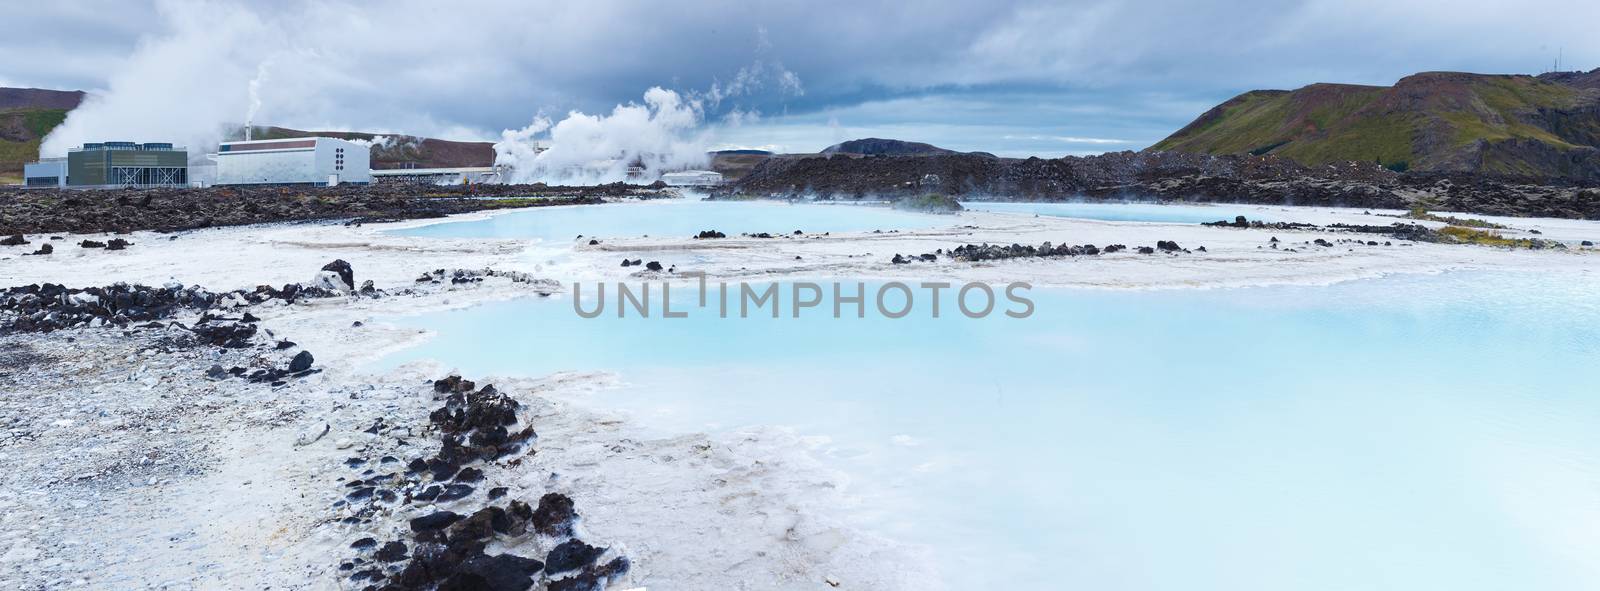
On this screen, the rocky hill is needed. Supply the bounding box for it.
[0,88,86,180]
[821,137,957,156]
[1149,70,1600,179]
[0,88,85,111]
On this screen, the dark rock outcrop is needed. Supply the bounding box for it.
[0,183,665,236]
[719,149,1600,219]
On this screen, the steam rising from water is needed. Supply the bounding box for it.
[494,87,709,185]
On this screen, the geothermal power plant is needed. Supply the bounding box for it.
[21,134,724,189]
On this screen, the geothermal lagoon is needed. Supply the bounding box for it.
[14,191,1598,590]
[378,268,1600,590]
[391,199,954,241]
[391,199,1293,243]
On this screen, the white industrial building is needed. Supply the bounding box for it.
[215,137,371,186]
[661,170,723,186]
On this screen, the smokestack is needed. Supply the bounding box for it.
[245,122,252,141]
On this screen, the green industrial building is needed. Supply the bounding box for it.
[66,142,188,187]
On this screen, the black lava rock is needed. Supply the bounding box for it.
[441,552,545,591]
[545,539,605,574]
[546,556,630,591]
[321,259,355,290]
[374,541,409,562]
[410,511,464,532]
[530,493,578,537]
[437,484,476,501]
[289,350,314,372]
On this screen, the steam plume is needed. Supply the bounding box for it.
[494,87,709,185]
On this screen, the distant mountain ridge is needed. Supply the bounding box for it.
[0,88,85,111]
[822,137,956,156]
[1149,69,1600,179]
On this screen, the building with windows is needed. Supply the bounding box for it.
[23,158,67,188]
[63,142,189,188]
[214,137,371,186]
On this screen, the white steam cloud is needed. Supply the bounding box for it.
[40,1,270,157]
[494,87,710,185]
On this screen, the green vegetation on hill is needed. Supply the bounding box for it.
[0,108,72,179]
[1150,71,1600,178]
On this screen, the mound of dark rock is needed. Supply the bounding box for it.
[190,318,258,348]
[429,382,536,465]
[0,263,351,335]
[948,241,1117,262]
[1,282,216,333]
[333,376,630,591]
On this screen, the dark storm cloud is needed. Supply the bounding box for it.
[5,0,1596,155]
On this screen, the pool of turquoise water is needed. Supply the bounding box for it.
[376,270,1600,590]
[390,200,952,241]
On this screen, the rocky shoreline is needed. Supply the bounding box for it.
[0,182,676,236]
[717,150,1600,220]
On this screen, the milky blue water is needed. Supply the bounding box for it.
[377,271,1600,590]
[963,201,1277,223]
[390,200,952,241]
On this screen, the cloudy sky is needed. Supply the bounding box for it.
[3,0,1597,157]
